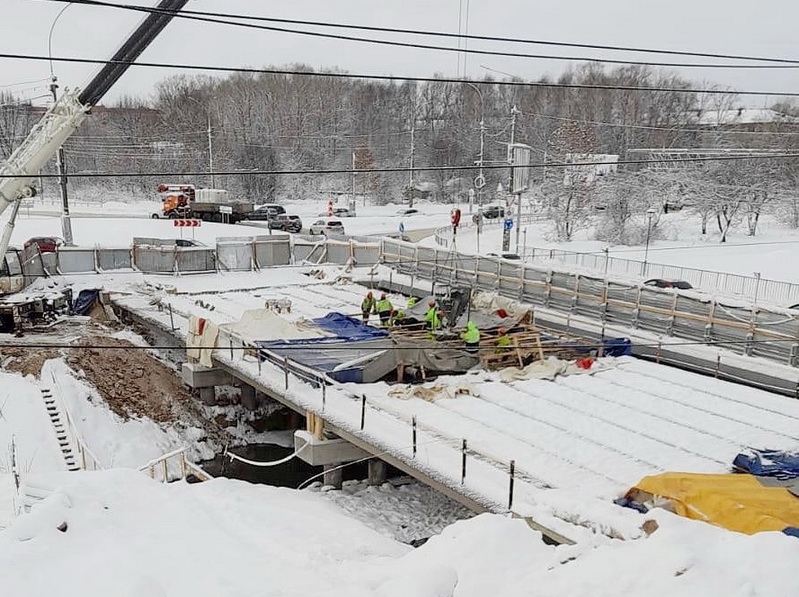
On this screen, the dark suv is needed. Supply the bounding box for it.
[268,214,303,233]
[481,205,505,219]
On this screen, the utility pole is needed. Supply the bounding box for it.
[206,112,215,189]
[50,76,73,246]
[510,106,522,251]
[351,150,357,206]
[408,120,415,208]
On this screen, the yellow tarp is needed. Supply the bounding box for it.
[628,472,799,535]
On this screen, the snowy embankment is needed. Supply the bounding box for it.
[0,470,797,597]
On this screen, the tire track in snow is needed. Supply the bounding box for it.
[555,376,746,461]
[487,380,728,469]
[593,369,799,445]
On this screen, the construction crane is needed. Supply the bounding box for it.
[0,0,189,262]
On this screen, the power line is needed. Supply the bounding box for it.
[3,152,799,180]
[520,110,799,136]
[49,0,799,71]
[3,52,799,98]
[63,1,797,67]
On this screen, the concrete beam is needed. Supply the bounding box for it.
[294,430,370,467]
[181,362,233,388]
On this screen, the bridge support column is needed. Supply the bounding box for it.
[368,459,387,486]
[240,384,258,410]
[323,464,343,489]
[198,387,216,406]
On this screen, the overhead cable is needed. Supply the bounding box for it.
[3,52,799,98]
[50,0,799,70]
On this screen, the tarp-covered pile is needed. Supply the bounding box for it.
[256,313,392,383]
[618,472,799,537]
[733,449,799,480]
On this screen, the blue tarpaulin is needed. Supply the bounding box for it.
[733,449,799,480]
[255,313,390,383]
[74,289,100,316]
[312,312,389,342]
[603,337,633,357]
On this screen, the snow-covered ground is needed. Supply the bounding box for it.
[0,470,797,597]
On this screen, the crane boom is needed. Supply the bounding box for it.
[0,0,189,259]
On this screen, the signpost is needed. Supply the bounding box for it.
[173,218,201,240]
[218,204,232,224]
[502,218,513,252]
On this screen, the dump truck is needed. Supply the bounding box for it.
[151,184,254,223]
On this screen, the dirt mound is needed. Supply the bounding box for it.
[0,346,61,376]
[67,336,192,423]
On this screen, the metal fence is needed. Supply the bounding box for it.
[380,238,799,371]
[520,247,799,307]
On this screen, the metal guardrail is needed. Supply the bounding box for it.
[139,447,213,483]
[522,247,799,307]
[433,212,547,248]
[380,239,799,372]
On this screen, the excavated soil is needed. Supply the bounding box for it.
[0,346,61,377]
[66,335,192,423]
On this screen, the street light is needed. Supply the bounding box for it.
[186,96,215,188]
[48,3,75,246]
[463,82,486,210]
[643,208,656,276]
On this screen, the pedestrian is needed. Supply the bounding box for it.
[361,291,376,323]
[375,292,394,327]
[461,320,480,354]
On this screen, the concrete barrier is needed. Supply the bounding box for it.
[57,248,97,273]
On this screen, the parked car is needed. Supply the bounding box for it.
[396,208,419,216]
[317,207,353,218]
[309,218,345,236]
[24,236,63,254]
[481,205,505,219]
[488,252,521,260]
[644,278,693,290]
[174,239,206,248]
[256,203,285,215]
[243,207,277,221]
[789,303,799,311]
[268,214,303,233]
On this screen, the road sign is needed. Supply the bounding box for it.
[218,205,233,215]
[398,221,405,233]
[503,218,514,231]
[474,174,486,189]
[173,219,201,227]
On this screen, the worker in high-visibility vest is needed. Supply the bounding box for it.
[461,321,480,354]
[361,291,376,323]
[375,292,394,327]
[424,300,442,331]
[494,327,512,353]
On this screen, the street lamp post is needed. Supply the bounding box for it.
[48,5,75,245]
[643,208,656,276]
[187,96,215,188]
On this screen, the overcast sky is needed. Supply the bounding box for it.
[2,0,798,107]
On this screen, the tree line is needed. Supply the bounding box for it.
[1,64,798,243]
